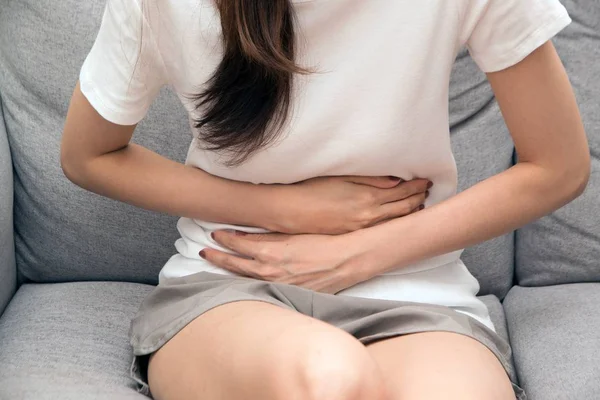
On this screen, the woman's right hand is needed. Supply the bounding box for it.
[270,176,431,235]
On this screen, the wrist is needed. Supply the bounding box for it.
[344,219,413,277]
[253,183,298,233]
[340,227,392,280]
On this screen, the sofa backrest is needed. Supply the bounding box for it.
[0,0,191,285]
[0,97,17,315]
[515,0,600,287]
[0,0,516,297]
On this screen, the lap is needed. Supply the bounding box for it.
[135,273,521,399]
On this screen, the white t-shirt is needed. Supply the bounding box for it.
[80,0,571,330]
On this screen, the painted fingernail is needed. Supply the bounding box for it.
[427,181,434,189]
[419,204,425,210]
[425,191,430,199]
[199,250,206,259]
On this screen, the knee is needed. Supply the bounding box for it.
[273,332,389,400]
[300,338,389,400]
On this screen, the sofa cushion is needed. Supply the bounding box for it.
[0,282,153,399]
[0,0,191,284]
[504,284,600,399]
[0,97,16,315]
[515,0,600,286]
[449,49,515,299]
[0,281,514,398]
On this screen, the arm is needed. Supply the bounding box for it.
[61,83,285,230]
[61,83,430,234]
[356,41,590,276]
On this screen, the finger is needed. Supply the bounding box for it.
[344,175,404,189]
[378,191,428,220]
[377,179,431,204]
[233,232,289,242]
[211,230,266,259]
[410,204,426,214]
[370,203,425,227]
[200,248,262,279]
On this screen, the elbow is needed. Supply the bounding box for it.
[571,160,591,198]
[560,156,591,201]
[60,142,87,188]
[60,152,79,186]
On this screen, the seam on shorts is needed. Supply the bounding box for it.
[269,284,301,312]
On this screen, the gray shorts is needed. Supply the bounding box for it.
[129,271,526,399]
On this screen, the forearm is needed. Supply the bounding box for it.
[355,161,588,275]
[355,43,591,277]
[64,143,280,229]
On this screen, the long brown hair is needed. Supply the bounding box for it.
[193,0,308,165]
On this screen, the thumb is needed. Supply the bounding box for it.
[344,175,404,189]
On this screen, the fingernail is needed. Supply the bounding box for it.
[419,204,425,210]
[425,191,430,199]
[235,230,247,236]
[427,181,434,189]
[199,250,206,259]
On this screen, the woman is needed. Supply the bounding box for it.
[61,0,589,399]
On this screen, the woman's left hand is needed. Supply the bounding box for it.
[201,230,375,294]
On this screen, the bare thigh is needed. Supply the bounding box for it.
[147,301,389,400]
[366,331,516,400]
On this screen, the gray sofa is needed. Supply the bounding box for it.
[0,1,598,399]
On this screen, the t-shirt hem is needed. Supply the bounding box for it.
[470,11,572,73]
[79,76,147,126]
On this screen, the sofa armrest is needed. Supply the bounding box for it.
[0,97,16,317]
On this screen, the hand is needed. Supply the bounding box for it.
[201,230,376,294]
[270,176,431,235]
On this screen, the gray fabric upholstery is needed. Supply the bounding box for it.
[0,96,16,316]
[0,0,191,284]
[504,284,600,400]
[449,49,515,299]
[0,282,153,399]
[515,0,600,287]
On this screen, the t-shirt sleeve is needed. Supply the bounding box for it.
[79,0,168,126]
[462,0,572,73]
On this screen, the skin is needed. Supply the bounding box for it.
[62,41,589,399]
